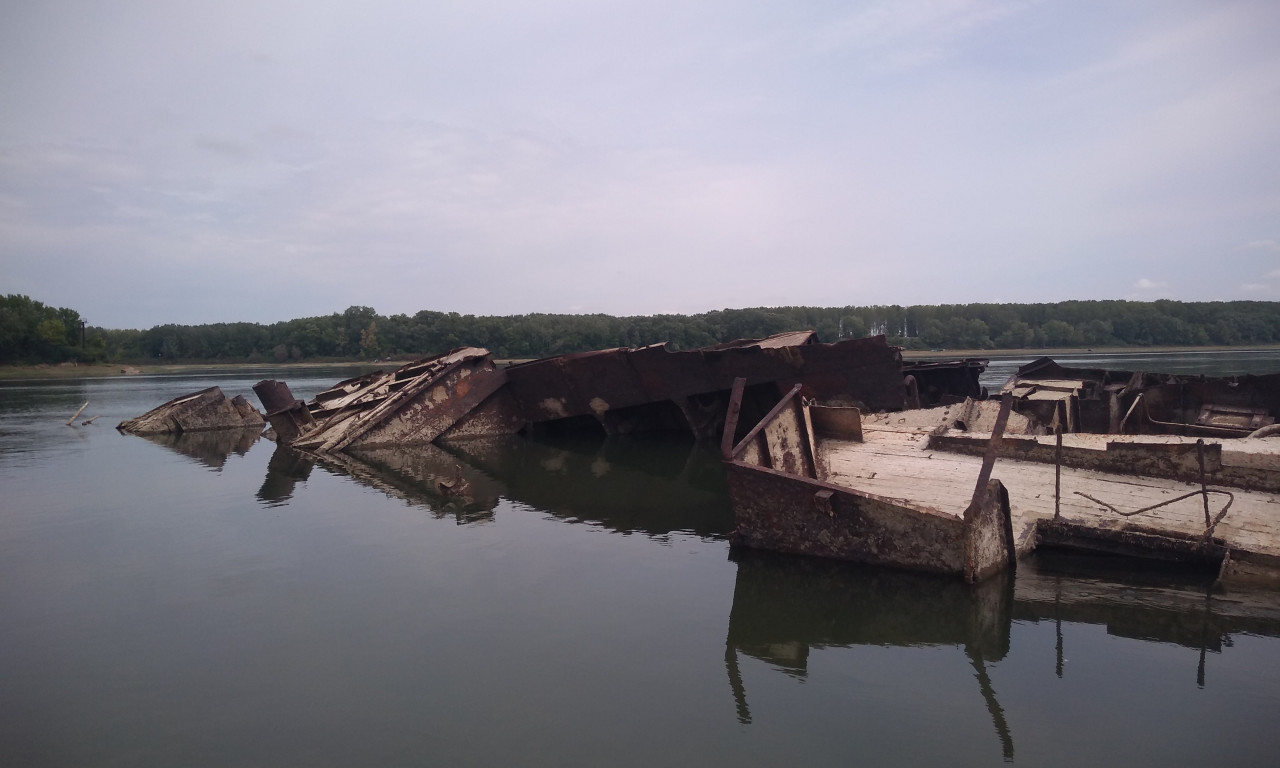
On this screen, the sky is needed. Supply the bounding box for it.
[2,0,1278,329]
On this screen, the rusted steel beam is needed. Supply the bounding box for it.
[968,393,1013,514]
[728,384,805,461]
[721,378,747,460]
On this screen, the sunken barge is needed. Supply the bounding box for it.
[117,333,1280,586]
[250,332,980,452]
[721,360,1280,585]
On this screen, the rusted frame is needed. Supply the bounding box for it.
[963,392,1016,581]
[318,357,474,453]
[967,393,1013,514]
[1053,399,1064,520]
[1141,397,1256,437]
[724,382,807,463]
[721,377,747,460]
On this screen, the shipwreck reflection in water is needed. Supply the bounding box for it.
[724,550,1015,757]
[314,443,503,524]
[726,549,1280,760]
[257,444,316,507]
[1014,551,1280,687]
[273,434,735,536]
[138,427,262,471]
[443,435,734,538]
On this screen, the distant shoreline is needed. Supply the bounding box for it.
[900,344,1280,359]
[4,344,1279,380]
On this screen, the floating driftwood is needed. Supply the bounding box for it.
[117,387,265,435]
[66,401,89,426]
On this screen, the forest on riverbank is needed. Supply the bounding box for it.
[3,294,1278,365]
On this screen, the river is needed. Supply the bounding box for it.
[2,352,1279,767]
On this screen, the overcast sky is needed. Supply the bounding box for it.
[2,1,1278,329]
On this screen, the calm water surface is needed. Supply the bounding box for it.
[3,357,1280,767]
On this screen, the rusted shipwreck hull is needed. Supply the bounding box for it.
[722,382,1280,584]
[255,347,508,452]
[257,332,962,454]
[720,380,1019,583]
[117,386,264,435]
[1005,357,1280,437]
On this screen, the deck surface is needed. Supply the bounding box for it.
[819,427,1280,559]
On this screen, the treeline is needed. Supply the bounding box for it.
[0,294,92,363]
[2,294,1278,365]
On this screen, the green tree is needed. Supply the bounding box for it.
[35,318,66,346]
[359,321,382,358]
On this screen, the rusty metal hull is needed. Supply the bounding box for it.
[903,357,989,405]
[726,462,1015,582]
[117,387,264,435]
[503,334,908,438]
[1006,357,1280,436]
[254,333,987,454]
[722,382,1016,582]
[271,348,507,453]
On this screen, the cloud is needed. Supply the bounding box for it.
[1268,270,1280,280]
[814,0,1028,69]
[4,1,1280,327]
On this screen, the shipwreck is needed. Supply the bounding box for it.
[117,334,1280,588]
[721,373,1280,585]
[1004,356,1280,437]
[251,332,973,452]
[117,386,264,435]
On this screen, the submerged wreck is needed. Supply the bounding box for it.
[118,336,1280,587]
[722,373,1280,585]
[253,333,949,452]
[117,386,264,435]
[1005,356,1279,437]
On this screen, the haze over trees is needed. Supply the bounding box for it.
[2,294,1277,365]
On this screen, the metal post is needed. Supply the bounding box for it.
[1196,439,1211,528]
[1054,426,1063,520]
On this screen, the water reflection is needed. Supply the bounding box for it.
[256,444,316,506]
[444,435,734,537]
[316,443,502,524]
[137,427,262,471]
[725,548,1280,756]
[266,434,736,536]
[1014,552,1280,686]
[724,549,1014,757]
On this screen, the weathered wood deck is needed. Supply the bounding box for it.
[819,426,1280,566]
